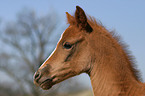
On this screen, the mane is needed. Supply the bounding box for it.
[67,14,142,82]
[89,16,142,82]
[110,31,142,82]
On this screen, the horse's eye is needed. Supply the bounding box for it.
[63,42,72,49]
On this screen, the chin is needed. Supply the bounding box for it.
[40,84,53,90]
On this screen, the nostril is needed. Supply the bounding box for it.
[34,71,41,82]
[35,72,39,79]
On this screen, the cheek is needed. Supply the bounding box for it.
[67,41,90,73]
[70,51,91,73]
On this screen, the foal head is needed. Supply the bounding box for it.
[33,6,95,90]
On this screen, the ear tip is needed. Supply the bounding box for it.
[76,6,79,8]
[76,6,81,10]
[66,12,69,14]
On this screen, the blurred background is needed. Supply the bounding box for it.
[0,0,144,96]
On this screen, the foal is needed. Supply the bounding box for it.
[34,6,145,96]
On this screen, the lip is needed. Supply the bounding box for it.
[40,78,53,90]
[40,78,52,85]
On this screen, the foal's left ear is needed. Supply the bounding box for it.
[75,6,93,33]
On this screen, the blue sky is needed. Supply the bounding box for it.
[0,0,145,85]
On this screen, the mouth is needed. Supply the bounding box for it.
[39,78,54,90]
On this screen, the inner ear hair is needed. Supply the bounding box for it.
[85,22,93,33]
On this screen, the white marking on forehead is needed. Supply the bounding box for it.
[39,32,64,69]
[39,48,56,69]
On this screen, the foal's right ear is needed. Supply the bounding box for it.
[66,12,75,25]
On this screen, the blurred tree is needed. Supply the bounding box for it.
[0,9,62,96]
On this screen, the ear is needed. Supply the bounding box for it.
[66,12,76,25]
[75,6,93,33]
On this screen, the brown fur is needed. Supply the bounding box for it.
[34,6,145,96]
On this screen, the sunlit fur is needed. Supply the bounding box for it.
[34,6,145,96]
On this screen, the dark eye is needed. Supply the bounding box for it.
[63,42,72,49]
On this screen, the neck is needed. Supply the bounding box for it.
[89,44,145,96]
[85,26,145,95]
